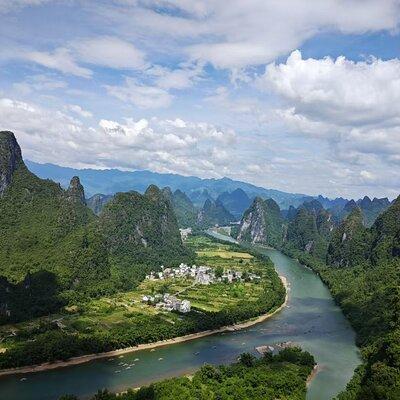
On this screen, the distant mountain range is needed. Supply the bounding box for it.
[26,161,392,226]
[26,161,313,209]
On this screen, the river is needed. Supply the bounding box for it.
[0,231,361,400]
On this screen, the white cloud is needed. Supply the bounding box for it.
[0,97,236,177]
[105,77,173,109]
[146,62,203,90]
[5,36,146,78]
[72,36,146,70]
[0,0,51,13]
[67,104,93,118]
[13,74,67,95]
[23,48,92,78]
[258,50,400,164]
[96,0,400,68]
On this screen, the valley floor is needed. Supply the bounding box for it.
[0,235,286,373]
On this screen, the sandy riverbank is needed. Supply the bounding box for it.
[0,276,289,378]
[307,364,320,386]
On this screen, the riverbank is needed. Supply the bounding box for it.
[0,276,288,377]
[307,364,320,386]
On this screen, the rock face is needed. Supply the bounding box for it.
[237,197,283,247]
[197,198,234,228]
[0,131,23,196]
[87,193,114,215]
[370,195,400,262]
[285,200,333,259]
[216,188,251,220]
[356,196,391,227]
[66,176,86,205]
[326,197,400,267]
[327,207,370,267]
[189,189,214,208]
[0,132,194,322]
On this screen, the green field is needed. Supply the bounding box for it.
[0,235,285,368]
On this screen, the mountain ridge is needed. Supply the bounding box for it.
[26,160,312,209]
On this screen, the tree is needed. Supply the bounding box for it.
[239,352,255,367]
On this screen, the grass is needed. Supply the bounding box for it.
[196,250,254,259]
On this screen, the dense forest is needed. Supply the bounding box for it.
[0,132,192,323]
[60,347,315,400]
[279,198,400,400]
[233,191,399,399]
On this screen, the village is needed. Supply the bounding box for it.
[142,263,261,313]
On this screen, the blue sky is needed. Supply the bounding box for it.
[1,0,400,199]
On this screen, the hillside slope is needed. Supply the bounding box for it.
[237,197,283,247]
[0,132,192,323]
[283,197,400,400]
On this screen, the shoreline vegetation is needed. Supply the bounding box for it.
[0,276,288,377]
[0,235,288,376]
[117,356,318,399]
[75,343,315,400]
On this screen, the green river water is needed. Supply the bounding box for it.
[0,232,361,400]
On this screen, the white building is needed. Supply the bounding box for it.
[179,300,191,313]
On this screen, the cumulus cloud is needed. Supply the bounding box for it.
[0,97,236,177]
[95,0,400,68]
[258,50,400,164]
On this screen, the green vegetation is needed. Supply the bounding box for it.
[216,188,251,220]
[170,189,198,228]
[0,235,285,370]
[237,197,283,247]
[235,192,399,399]
[197,199,235,228]
[0,132,192,324]
[326,208,371,267]
[98,185,194,290]
[61,347,315,400]
[282,197,400,400]
[285,204,332,259]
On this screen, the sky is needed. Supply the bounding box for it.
[1,0,400,199]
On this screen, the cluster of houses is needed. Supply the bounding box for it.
[142,263,262,314]
[145,263,262,285]
[141,293,191,313]
[179,228,192,240]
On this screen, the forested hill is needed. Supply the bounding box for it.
[283,199,400,400]
[0,131,191,324]
[237,197,283,247]
[97,185,193,289]
[235,196,400,399]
